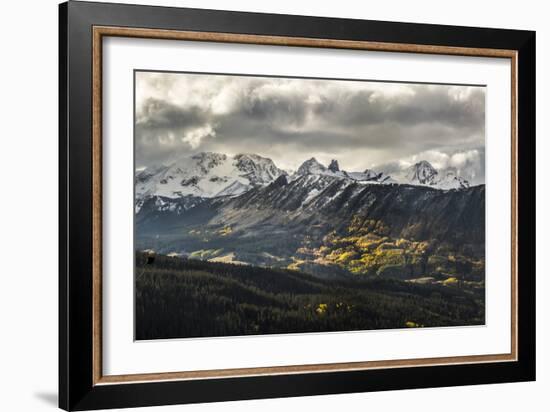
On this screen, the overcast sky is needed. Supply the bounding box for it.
[135,71,485,184]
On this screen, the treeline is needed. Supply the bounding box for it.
[135,253,485,340]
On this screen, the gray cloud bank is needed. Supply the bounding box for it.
[135,71,485,184]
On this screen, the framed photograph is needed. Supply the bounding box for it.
[59,1,535,410]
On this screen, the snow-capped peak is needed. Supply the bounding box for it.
[135,152,286,203]
[234,153,286,186]
[405,160,439,185]
[296,157,328,176]
[393,160,469,189]
[136,153,474,212]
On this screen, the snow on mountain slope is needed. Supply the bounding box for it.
[405,160,439,185]
[348,169,395,184]
[227,172,351,213]
[135,152,286,205]
[234,153,284,185]
[136,155,473,214]
[215,180,250,197]
[435,167,470,189]
[296,157,330,176]
[294,158,392,184]
[393,161,470,189]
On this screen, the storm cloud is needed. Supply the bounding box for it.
[135,71,485,183]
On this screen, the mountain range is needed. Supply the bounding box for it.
[136,152,472,211]
[136,152,484,282]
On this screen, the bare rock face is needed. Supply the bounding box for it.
[328,159,340,173]
[271,174,289,188]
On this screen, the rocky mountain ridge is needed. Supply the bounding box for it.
[136,152,472,212]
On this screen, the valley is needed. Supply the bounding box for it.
[136,153,484,284]
[135,151,485,339]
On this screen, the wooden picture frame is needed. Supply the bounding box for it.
[59,1,535,410]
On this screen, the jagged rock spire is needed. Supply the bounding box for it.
[328,159,340,172]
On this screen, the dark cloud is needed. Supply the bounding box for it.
[137,98,207,132]
[135,72,485,177]
[238,92,309,127]
[135,98,216,164]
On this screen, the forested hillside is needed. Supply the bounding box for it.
[135,252,485,340]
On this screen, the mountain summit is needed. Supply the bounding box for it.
[402,160,469,189]
[296,157,328,176]
[234,153,285,186]
[135,152,286,205]
[405,160,439,185]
